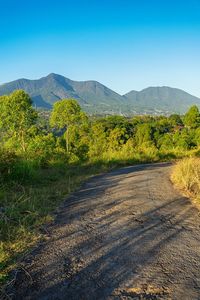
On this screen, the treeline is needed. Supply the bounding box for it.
[1,90,200,179]
[1,90,200,285]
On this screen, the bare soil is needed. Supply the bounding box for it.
[7,163,200,299]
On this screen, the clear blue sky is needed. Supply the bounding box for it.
[1,0,200,96]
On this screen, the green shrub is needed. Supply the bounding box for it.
[11,159,38,182]
[0,150,17,180]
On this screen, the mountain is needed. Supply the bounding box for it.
[0,73,125,114]
[0,73,200,115]
[124,86,200,114]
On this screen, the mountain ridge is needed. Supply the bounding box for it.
[0,73,200,115]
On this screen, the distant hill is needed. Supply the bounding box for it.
[124,86,200,115]
[0,73,200,115]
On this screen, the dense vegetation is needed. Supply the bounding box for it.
[1,89,200,286]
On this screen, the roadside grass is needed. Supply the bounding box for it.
[0,162,99,286]
[171,156,200,199]
[0,148,195,287]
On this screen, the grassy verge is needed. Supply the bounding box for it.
[0,148,194,288]
[171,157,200,204]
[0,161,110,285]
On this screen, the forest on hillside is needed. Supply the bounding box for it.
[1,89,200,284]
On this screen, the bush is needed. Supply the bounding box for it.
[11,159,38,182]
[27,133,57,167]
[0,149,38,183]
[0,150,17,179]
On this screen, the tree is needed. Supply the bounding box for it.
[108,127,128,151]
[194,128,200,146]
[158,133,174,150]
[0,90,37,152]
[184,105,200,129]
[135,123,153,146]
[174,129,195,150]
[68,121,90,161]
[169,114,183,126]
[50,99,87,153]
[89,121,107,157]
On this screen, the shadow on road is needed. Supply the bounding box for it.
[11,163,200,299]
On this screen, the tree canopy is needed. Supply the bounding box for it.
[184,105,200,129]
[50,99,87,152]
[0,90,37,151]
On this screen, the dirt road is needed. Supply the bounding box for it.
[10,163,200,299]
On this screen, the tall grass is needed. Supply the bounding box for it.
[0,157,131,285]
[171,157,200,197]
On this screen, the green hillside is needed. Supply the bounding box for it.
[0,74,200,115]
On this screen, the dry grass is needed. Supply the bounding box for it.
[171,157,200,199]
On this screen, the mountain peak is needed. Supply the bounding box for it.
[0,74,200,115]
[46,73,66,80]
[47,72,62,77]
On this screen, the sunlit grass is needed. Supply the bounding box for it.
[171,157,200,197]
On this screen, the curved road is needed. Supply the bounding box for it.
[11,163,200,299]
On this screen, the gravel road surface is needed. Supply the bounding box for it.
[9,163,200,299]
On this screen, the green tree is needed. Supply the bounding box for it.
[184,105,200,129]
[27,133,56,166]
[50,99,87,153]
[108,127,128,151]
[194,128,200,146]
[68,121,90,161]
[169,114,183,126]
[158,133,174,150]
[89,121,107,157]
[0,90,37,152]
[135,123,153,146]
